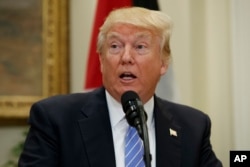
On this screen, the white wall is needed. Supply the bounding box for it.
[70,0,96,93]
[231,0,250,149]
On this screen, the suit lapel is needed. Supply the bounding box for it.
[154,97,182,167]
[78,88,116,167]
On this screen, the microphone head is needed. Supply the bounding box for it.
[121,90,146,128]
[121,90,140,112]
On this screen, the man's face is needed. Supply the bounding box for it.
[99,24,167,103]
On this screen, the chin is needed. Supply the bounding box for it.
[121,87,138,93]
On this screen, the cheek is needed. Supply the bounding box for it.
[99,55,118,74]
[99,56,111,74]
[140,59,165,81]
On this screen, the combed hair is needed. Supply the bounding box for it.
[97,7,173,64]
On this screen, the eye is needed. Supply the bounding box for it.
[137,45,145,49]
[108,42,122,54]
[135,44,149,55]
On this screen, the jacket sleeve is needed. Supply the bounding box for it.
[199,115,223,167]
[18,102,59,167]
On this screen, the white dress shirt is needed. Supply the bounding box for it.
[106,90,156,167]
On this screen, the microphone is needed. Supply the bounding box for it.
[121,90,152,167]
[121,90,147,138]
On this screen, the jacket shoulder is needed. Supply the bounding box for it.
[36,87,105,107]
[29,88,106,120]
[155,96,210,126]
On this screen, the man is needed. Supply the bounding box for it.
[18,7,222,167]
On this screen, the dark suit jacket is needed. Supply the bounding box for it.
[18,87,222,167]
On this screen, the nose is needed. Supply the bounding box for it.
[121,46,134,64]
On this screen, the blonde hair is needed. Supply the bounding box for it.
[97,7,173,64]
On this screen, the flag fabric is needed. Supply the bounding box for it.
[84,0,178,101]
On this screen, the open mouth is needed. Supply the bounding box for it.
[120,72,137,80]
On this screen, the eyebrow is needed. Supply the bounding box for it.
[106,32,121,40]
[106,31,153,41]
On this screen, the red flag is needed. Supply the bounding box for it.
[85,0,159,89]
[84,0,132,89]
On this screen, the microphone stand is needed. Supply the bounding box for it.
[137,100,152,167]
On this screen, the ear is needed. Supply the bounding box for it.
[160,61,168,75]
[99,54,103,73]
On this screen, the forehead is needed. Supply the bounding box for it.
[106,24,155,40]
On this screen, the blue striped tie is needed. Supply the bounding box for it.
[125,126,145,167]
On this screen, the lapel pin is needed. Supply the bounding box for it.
[169,128,178,137]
